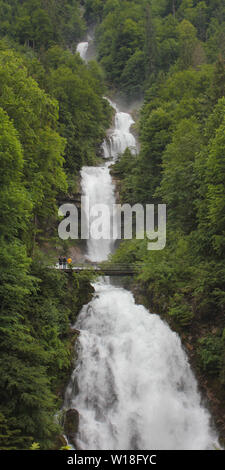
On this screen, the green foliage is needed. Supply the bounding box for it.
[84,0,105,23]
[0,412,32,450]
[0,48,67,247]
[176,19,199,69]
[0,243,94,449]
[157,117,202,233]
[120,50,145,95]
[168,296,194,327]
[197,334,224,375]
[44,46,112,174]
[205,119,225,255]
[0,107,32,239]
[30,442,41,450]
[94,0,147,94]
[0,0,86,49]
[0,241,58,449]
[0,0,107,450]
[85,0,225,95]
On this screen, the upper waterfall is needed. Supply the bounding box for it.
[76,42,89,61]
[102,98,137,160]
[81,95,137,262]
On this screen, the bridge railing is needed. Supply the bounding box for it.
[53,262,141,274]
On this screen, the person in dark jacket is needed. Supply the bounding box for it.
[59,256,63,269]
[63,257,67,269]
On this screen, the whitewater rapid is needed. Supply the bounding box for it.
[102,98,136,159]
[65,283,216,450]
[64,40,219,451]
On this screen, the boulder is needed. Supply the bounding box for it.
[64,408,79,440]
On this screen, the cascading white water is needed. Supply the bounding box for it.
[80,165,116,262]
[65,284,217,450]
[64,41,219,450]
[79,99,136,262]
[102,98,137,159]
[76,42,89,60]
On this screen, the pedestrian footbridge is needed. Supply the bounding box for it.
[55,263,139,276]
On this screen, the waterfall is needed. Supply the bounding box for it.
[79,99,137,262]
[102,98,137,159]
[64,41,219,451]
[76,42,89,61]
[65,284,217,450]
[80,165,116,262]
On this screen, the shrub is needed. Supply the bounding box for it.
[197,334,224,376]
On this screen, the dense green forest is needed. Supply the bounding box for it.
[1,0,225,449]
[0,0,111,449]
[83,0,225,95]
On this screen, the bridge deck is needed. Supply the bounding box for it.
[55,265,138,276]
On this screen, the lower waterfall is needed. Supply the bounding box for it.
[64,282,217,450]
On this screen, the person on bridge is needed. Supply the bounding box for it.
[67,258,72,269]
[59,256,63,270]
[63,257,67,269]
